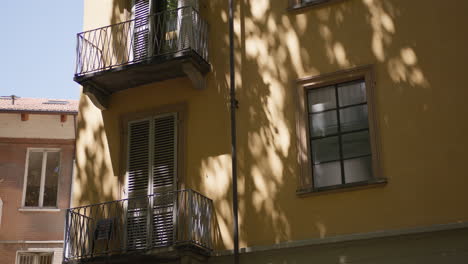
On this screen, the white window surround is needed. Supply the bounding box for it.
[21,148,61,208]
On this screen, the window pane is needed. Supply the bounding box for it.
[338,80,366,107]
[308,86,336,113]
[25,152,43,207]
[313,161,341,188]
[309,111,338,137]
[344,156,373,183]
[340,105,369,132]
[43,152,60,207]
[342,131,371,159]
[311,136,340,164]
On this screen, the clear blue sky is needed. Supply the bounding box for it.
[0,1,83,100]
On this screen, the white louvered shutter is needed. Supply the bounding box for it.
[152,113,177,247]
[18,254,34,264]
[126,113,178,249]
[133,0,151,60]
[38,254,53,264]
[126,119,151,250]
[18,253,53,264]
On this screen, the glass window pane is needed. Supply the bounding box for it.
[342,131,371,159]
[308,86,336,113]
[309,111,338,137]
[43,152,60,207]
[340,105,369,132]
[313,161,342,187]
[338,80,366,106]
[311,136,340,164]
[344,156,373,183]
[25,152,43,207]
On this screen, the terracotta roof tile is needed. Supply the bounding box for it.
[0,97,79,113]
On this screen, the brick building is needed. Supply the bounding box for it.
[0,96,78,264]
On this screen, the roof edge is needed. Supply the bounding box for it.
[0,110,78,115]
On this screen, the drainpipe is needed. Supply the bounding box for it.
[71,114,77,207]
[228,0,240,263]
[63,114,78,261]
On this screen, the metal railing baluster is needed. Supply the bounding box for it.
[63,189,213,262]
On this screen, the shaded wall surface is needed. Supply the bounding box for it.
[75,0,468,252]
[210,228,468,264]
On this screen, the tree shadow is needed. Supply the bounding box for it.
[74,0,467,260]
[195,0,437,254]
[73,95,121,206]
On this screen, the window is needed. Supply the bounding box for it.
[126,112,178,249]
[295,66,385,194]
[17,252,53,264]
[22,149,60,208]
[288,0,342,11]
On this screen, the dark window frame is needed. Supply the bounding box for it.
[288,0,346,12]
[295,65,386,196]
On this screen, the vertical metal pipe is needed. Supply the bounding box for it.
[228,0,240,263]
[62,209,70,261]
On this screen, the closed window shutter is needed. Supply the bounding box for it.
[127,119,151,198]
[18,253,53,264]
[153,114,177,193]
[39,254,53,264]
[18,254,34,264]
[127,119,150,250]
[133,0,150,60]
[126,113,178,249]
[152,113,177,247]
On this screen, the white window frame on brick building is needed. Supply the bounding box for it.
[16,251,54,264]
[21,148,61,209]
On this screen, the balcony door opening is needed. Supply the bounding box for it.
[126,113,178,250]
[132,0,199,61]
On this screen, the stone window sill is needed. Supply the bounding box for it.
[18,208,61,212]
[297,178,387,197]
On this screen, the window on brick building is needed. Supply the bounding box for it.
[22,149,61,208]
[17,252,53,264]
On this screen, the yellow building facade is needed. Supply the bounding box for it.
[69,0,468,263]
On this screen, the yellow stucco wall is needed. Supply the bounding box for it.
[74,0,468,251]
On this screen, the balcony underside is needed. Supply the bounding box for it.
[75,50,210,109]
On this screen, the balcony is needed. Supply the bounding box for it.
[74,6,210,109]
[63,190,214,264]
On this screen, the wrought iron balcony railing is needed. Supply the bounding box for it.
[75,6,208,76]
[63,189,214,262]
